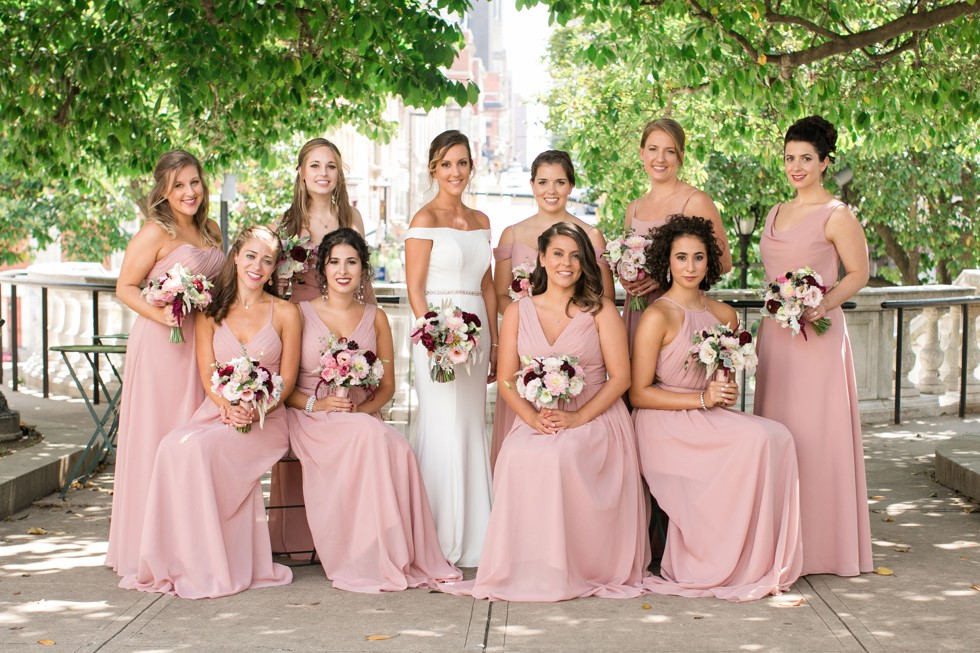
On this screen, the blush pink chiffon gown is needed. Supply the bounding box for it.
[285,302,461,592]
[443,298,649,602]
[754,200,873,577]
[489,240,609,473]
[635,297,803,601]
[119,301,292,598]
[106,244,224,577]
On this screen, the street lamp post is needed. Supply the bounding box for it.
[220,174,237,253]
[735,207,760,289]
[832,166,854,206]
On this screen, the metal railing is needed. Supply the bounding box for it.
[880,296,980,424]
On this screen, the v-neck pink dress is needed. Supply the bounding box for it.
[635,297,803,601]
[442,298,649,602]
[106,243,225,577]
[285,302,461,592]
[119,301,292,598]
[754,200,873,577]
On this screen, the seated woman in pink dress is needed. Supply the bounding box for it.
[119,226,300,599]
[489,150,615,472]
[283,228,461,593]
[442,222,649,602]
[630,215,803,602]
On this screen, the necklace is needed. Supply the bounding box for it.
[239,296,252,310]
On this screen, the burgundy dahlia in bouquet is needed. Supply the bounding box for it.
[277,235,317,284]
[314,335,384,399]
[759,266,832,340]
[513,354,586,410]
[508,262,535,300]
[688,323,758,381]
[142,262,214,344]
[210,349,284,433]
[410,301,482,383]
[603,230,653,311]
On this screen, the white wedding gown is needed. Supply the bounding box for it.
[405,227,493,567]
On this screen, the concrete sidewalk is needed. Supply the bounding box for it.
[0,392,978,652]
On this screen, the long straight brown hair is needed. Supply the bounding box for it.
[146,150,220,246]
[206,225,283,324]
[530,222,604,316]
[279,138,354,238]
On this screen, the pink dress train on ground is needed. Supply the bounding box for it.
[106,244,224,577]
[635,297,803,601]
[286,302,461,592]
[443,298,649,602]
[489,240,609,473]
[754,200,873,577]
[119,303,292,598]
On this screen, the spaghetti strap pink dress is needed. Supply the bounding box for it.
[119,301,292,598]
[285,302,460,592]
[754,200,873,577]
[635,297,803,601]
[489,240,610,472]
[106,244,224,577]
[443,298,649,602]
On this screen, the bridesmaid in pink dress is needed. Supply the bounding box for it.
[270,138,376,556]
[107,150,225,577]
[754,116,873,577]
[283,228,461,592]
[120,226,300,598]
[621,119,731,351]
[631,215,803,601]
[490,151,615,471]
[443,222,648,602]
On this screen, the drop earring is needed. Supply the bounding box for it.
[666,270,672,285]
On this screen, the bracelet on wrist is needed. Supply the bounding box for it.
[699,392,707,411]
[305,395,316,413]
[490,343,499,349]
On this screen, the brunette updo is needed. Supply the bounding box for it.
[530,150,576,186]
[784,115,838,164]
[315,227,374,292]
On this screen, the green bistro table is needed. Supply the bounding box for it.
[51,341,127,497]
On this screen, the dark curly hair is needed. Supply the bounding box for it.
[315,227,374,293]
[785,115,838,169]
[646,215,723,291]
[206,225,282,323]
[530,222,604,315]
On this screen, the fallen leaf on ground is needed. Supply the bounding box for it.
[963,506,978,513]
[27,527,48,535]
[874,567,894,576]
[37,640,55,646]
[960,554,970,560]
[970,585,979,591]
[883,516,894,522]
[894,546,911,553]
[693,616,704,620]
[641,603,651,610]
[775,598,805,608]
[870,495,886,500]
[365,634,397,641]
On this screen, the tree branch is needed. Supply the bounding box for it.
[53,76,79,126]
[687,0,760,61]
[764,2,842,42]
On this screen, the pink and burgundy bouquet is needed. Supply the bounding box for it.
[210,349,284,433]
[410,301,482,383]
[603,231,653,311]
[508,261,535,301]
[277,234,317,284]
[759,266,832,340]
[688,323,758,381]
[314,335,384,399]
[513,354,586,410]
[141,262,214,344]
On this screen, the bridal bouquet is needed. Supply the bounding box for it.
[513,354,586,410]
[410,302,482,383]
[688,323,758,380]
[508,261,535,301]
[759,266,832,340]
[603,231,653,311]
[211,349,284,433]
[142,263,214,344]
[277,235,317,284]
[314,335,384,399]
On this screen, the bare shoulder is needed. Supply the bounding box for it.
[594,297,624,327]
[470,208,491,230]
[275,296,301,323]
[686,188,720,216]
[350,206,365,231]
[706,298,738,329]
[827,201,860,228]
[408,207,438,229]
[374,303,391,329]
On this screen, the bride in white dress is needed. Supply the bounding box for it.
[404,130,497,567]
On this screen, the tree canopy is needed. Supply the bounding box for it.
[0,0,477,263]
[528,0,979,283]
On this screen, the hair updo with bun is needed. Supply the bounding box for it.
[784,115,838,164]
